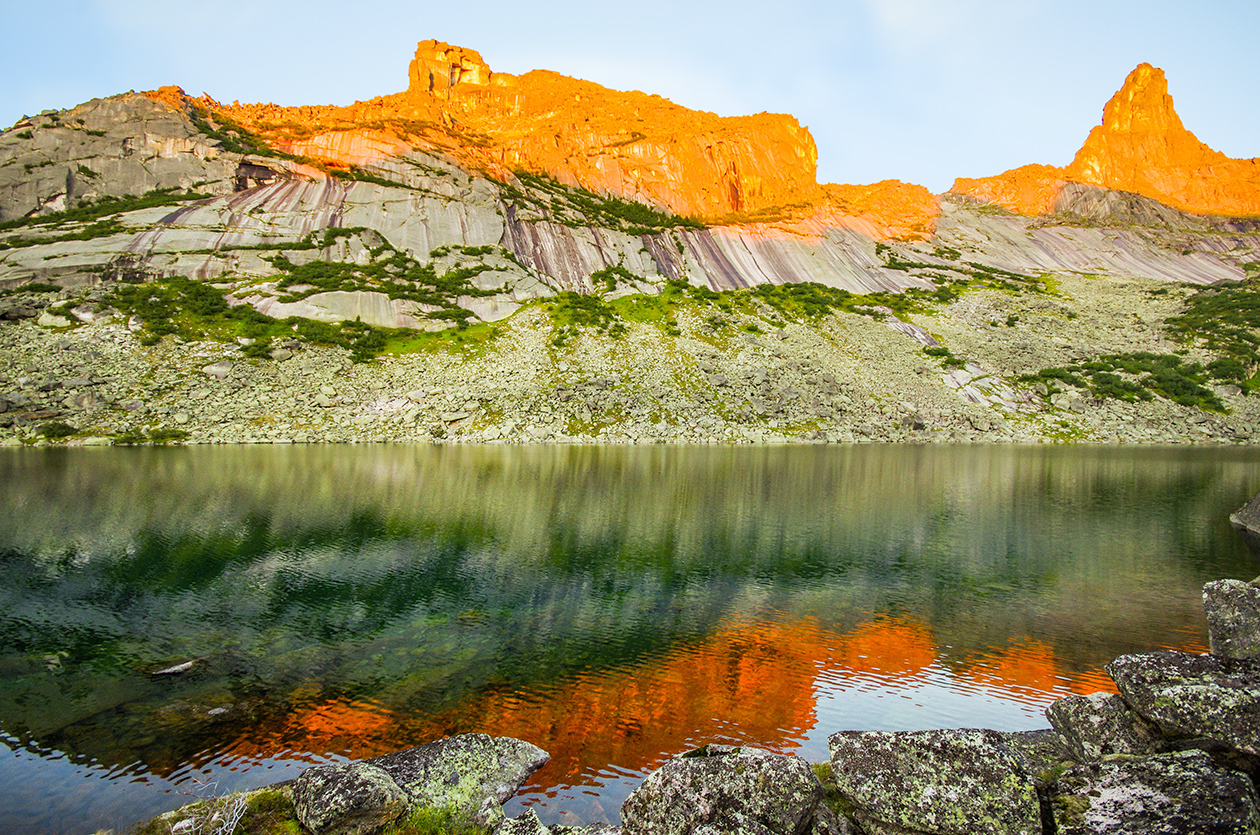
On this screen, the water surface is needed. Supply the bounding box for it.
[0,444,1256,834]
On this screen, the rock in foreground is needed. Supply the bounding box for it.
[827,728,1041,835]
[292,733,549,834]
[620,745,843,835]
[1106,650,1260,758]
[1205,578,1260,660]
[1049,750,1260,835]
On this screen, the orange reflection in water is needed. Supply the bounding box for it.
[226,616,1132,786]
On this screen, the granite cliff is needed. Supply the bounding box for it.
[0,47,1259,447]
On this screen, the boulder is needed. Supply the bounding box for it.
[827,728,1041,835]
[1045,692,1165,761]
[495,808,552,835]
[1204,579,1260,660]
[1230,492,1260,536]
[1049,749,1260,835]
[202,360,234,379]
[291,762,409,835]
[370,733,550,827]
[1107,651,1260,757]
[620,745,837,835]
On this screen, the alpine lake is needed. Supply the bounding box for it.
[0,443,1257,835]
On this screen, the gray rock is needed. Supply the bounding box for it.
[0,304,38,320]
[495,808,552,835]
[1046,692,1165,761]
[1049,749,1260,835]
[202,360,234,379]
[998,729,1069,783]
[827,728,1041,835]
[1230,491,1260,535]
[1107,650,1260,756]
[1205,579,1260,660]
[621,746,830,835]
[270,348,293,361]
[292,762,409,835]
[370,733,550,827]
[36,312,71,328]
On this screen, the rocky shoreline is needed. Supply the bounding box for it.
[3,269,1259,448]
[105,575,1260,835]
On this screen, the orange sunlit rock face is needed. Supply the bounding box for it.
[951,63,1260,217]
[144,40,939,239]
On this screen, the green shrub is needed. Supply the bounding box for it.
[38,421,77,438]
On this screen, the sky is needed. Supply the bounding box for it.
[3,0,1257,193]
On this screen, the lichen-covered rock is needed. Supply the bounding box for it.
[495,808,553,835]
[999,729,1070,778]
[1107,651,1260,756]
[291,762,409,835]
[827,728,1040,835]
[1049,749,1260,834]
[1046,692,1166,761]
[1205,579,1260,660]
[370,733,550,827]
[620,746,829,835]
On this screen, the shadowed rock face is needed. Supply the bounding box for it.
[1050,750,1260,835]
[1046,692,1166,762]
[952,63,1260,219]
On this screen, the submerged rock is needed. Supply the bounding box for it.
[1046,692,1165,761]
[292,762,409,835]
[1049,749,1260,835]
[620,745,838,835]
[1107,651,1260,757]
[1204,578,1260,660]
[827,728,1040,835]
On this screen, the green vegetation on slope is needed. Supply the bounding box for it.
[1020,352,1225,413]
[503,170,704,234]
[0,187,210,234]
[1166,275,1260,390]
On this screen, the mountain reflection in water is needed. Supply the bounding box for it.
[0,444,1255,834]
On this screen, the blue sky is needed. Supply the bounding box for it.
[4,0,1256,192]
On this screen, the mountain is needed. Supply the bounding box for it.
[951,63,1260,218]
[0,45,1258,447]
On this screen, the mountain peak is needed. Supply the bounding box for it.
[1096,63,1183,134]
[408,39,494,94]
[952,63,1260,218]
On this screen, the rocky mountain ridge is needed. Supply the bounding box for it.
[0,45,1258,446]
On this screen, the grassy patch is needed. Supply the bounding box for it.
[381,806,488,835]
[1020,352,1225,412]
[104,275,393,362]
[924,346,966,370]
[0,187,210,233]
[1166,276,1260,390]
[591,264,643,293]
[546,291,627,346]
[503,170,704,234]
[811,762,856,822]
[874,242,1051,296]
